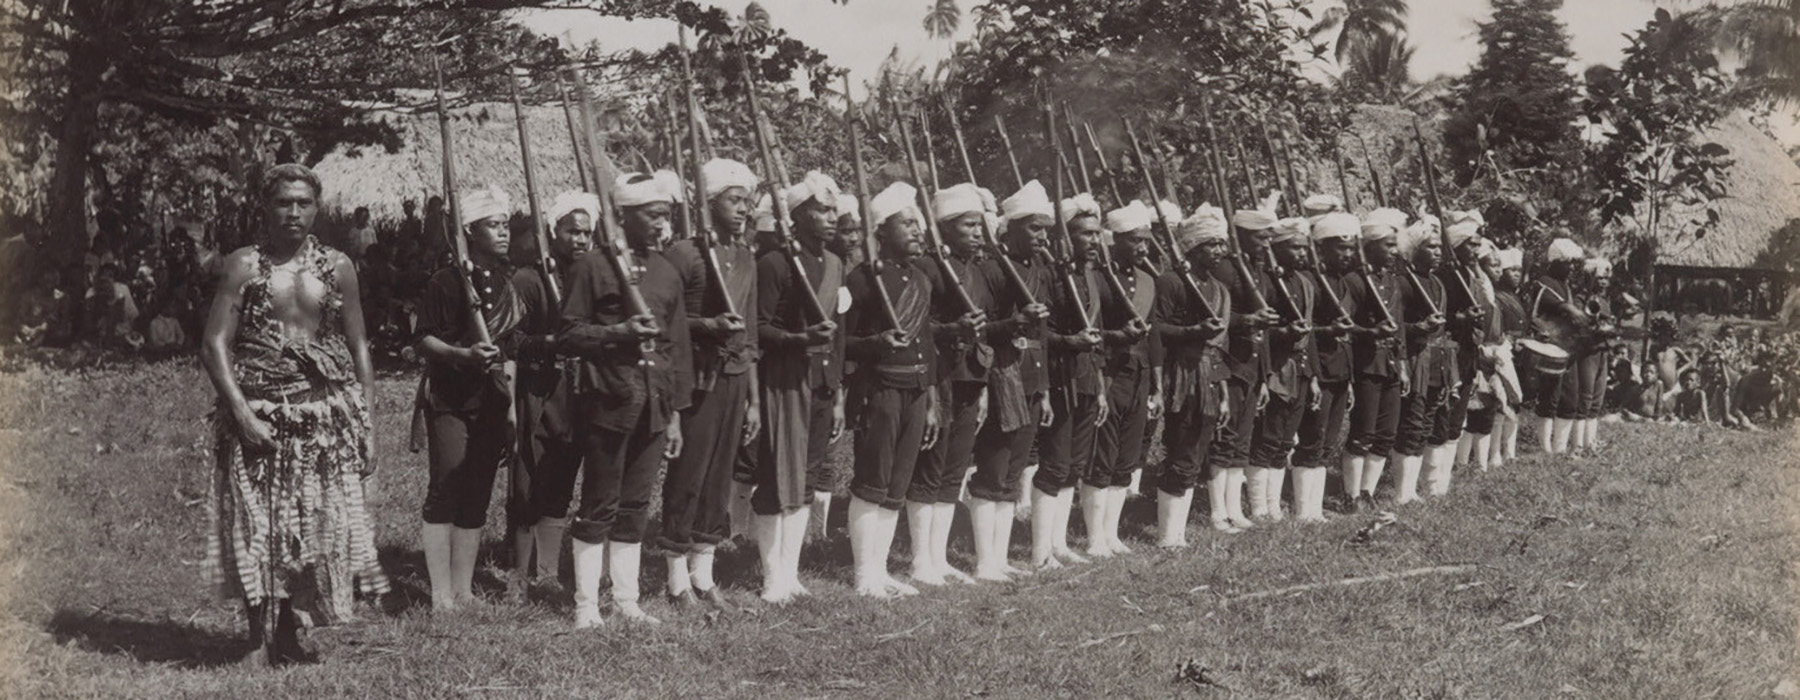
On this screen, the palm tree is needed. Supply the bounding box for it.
[1309,0,1410,67]
[923,0,961,40]
[1695,0,1799,105]
[1341,31,1417,104]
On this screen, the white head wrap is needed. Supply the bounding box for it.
[781,171,841,213]
[1547,237,1584,262]
[1001,180,1054,221]
[702,158,759,200]
[1360,208,1408,241]
[614,171,680,207]
[1059,192,1102,223]
[1270,217,1310,245]
[1398,217,1439,257]
[1448,209,1486,229]
[1232,205,1279,232]
[1584,257,1613,276]
[1312,212,1361,242]
[933,183,987,221]
[1104,201,1153,234]
[459,186,512,227]
[1155,199,1183,225]
[753,194,776,234]
[547,190,599,226]
[1174,204,1229,251]
[869,182,921,226]
[836,193,861,223]
[1302,194,1344,218]
[1495,248,1524,270]
[1445,220,1482,250]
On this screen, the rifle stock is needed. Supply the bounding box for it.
[844,78,900,331]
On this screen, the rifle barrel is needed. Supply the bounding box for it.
[678,25,736,319]
[740,53,828,325]
[993,114,1025,190]
[432,54,492,345]
[507,67,561,309]
[1125,120,1215,321]
[897,103,978,315]
[845,77,900,330]
[568,65,655,323]
[947,102,1036,308]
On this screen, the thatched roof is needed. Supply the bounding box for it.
[1648,112,1800,270]
[311,102,608,222]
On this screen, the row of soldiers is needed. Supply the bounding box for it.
[416,151,1619,628]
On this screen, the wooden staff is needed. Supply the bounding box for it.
[506,66,560,308]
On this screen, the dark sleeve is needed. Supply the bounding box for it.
[844,264,883,362]
[661,256,695,412]
[1152,272,1188,343]
[416,270,463,344]
[1145,273,1166,366]
[666,241,709,332]
[756,252,799,349]
[558,252,625,356]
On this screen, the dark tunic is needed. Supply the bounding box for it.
[753,244,845,513]
[845,258,937,508]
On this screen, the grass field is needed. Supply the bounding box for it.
[0,360,1795,698]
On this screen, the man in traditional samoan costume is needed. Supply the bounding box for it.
[201,163,388,666]
[1149,205,1232,548]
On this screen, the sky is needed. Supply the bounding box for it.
[517,0,1797,140]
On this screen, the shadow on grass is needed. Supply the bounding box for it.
[46,608,250,669]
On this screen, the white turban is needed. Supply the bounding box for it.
[1547,237,1584,262]
[1059,192,1101,223]
[1104,201,1153,234]
[547,190,599,226]
[836,193,861,223]
[1271,217,1310,245]
[1584,257,1613,275]
[869,181,920,227]
[933,183,986,221]
[1312,212,1361,242]
[1154,199,1183,225]
[1232,206,1279,231]
[753,194,776,234]
[1174,204,1228,251]
[1361,208,1408,241]
[1302,194,1343,218]
[1448,209,1485,229]
[1495,248,1523,270]
[1445,220,1482,250]
[781,170,841,214]
[1001,180,1054,221]
[1398,217,1439,257]
[459,186,512,227]
[702,158,759,200]
[978,187,999,214]
[614,171,680,207]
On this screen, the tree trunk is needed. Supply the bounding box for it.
[1640,197,1660,362]
[42,41,106,267]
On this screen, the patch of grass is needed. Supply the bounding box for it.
[0,363,1795,698]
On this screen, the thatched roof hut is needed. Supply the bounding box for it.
[311,102,608,222]
[1649,112,1800,270]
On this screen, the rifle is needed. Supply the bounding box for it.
[1198,94,1269,313]
[567,66,658,344]
[740,54,829,325]
[916,104,943,192]
[1125,120,1215,321]
[1231,128,1304,322]
[1044,103,1095,332]
[1332,141,1354,210]
[897,100,978,315]
[1281,129,1349,325]
[1357,133,1388,208]
[505,66,561,309]
[660,92,693,240]
[430,54,492,347]
[677,25,737,320]
[1060,103,1095,197]
[1080,118,1128,209]
[946,99,1036,308]
[992,114,1026,190]
[843,78,900,332]
[1412,117,1476,310]
[555,72,593,193]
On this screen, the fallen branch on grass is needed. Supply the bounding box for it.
[1075,623,1165,649]
[1218,564,1479,604]
[875,620,931,643]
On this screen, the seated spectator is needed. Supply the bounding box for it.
[1672,369,1708,423]
[86,263,141,348]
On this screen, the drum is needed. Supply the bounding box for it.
[1517,338,1571,377]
